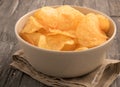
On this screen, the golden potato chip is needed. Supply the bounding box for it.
[76,13,108,48]
[38,35,49,49]
[36,28,48,35]
[38,34,75,51]
[56,5,85,31]
[48,29,76,38]
[46,34,75,51]
[61,40,76,51]
[97,14,110,33]
[34,7,59,29]
[75,47,88,51]
[21,16,43,33]
[20,33,41,45]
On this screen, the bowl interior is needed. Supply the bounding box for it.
[15,6,116,52]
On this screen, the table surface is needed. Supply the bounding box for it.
[0,0,120,87]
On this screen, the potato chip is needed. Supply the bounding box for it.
[46,34,75,51]
[36,28,48,35]
[38,34,75,51]
[75,47,88,51]
[48,29,76,38]
[38,35,49,49]
[76,13,108,48]
[97,14,110,33]
[21,16,43,33]
[56,5,85,31]
[34,7,59,29]
[20,33,41,45]
[61,40,76,51]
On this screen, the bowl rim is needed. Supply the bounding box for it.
[15,6,117,53]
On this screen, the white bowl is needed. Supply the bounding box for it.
[15,6,116,78]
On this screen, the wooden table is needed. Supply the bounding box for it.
[0,0,120,87]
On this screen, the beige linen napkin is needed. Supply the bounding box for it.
[10,50,120,87]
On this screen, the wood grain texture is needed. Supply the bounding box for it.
[63,0,83,6]
[107,17,120,60]
[108,17,120,87]
[0,0,120,87]
[45,0,64,6]
[1,67,23,87]
[108,0,120,16]
[0,42,14,70]
[82,0,96,9]
[19,74,46,87]
[95,0,110,15]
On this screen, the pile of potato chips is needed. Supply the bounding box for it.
[20,5,110,51]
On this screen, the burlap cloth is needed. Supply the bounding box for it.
[10,50,120,87]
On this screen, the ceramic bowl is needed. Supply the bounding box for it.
[15,6,116,78]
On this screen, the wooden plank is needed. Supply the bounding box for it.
[19,74,47,87]
[0,66,11,87]
[82,0,110,15]
[2,67,23,87]
[0,0,18,17]
[0,67,47,87]
[0,0,19,42]
[106,17,120,60]
[63,0,83,6]
[95,0,110,15]
[45,0,64,6]
[0,42,14,70]
[0,0,33,42]
[0,42,16,87]
[0,66,23,87]
[82,0,96,9]
[108,0,120,16]
[27,0,47,12]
